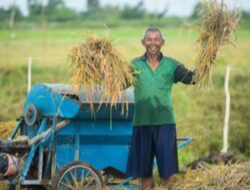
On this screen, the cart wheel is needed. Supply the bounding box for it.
[52,161,103,190]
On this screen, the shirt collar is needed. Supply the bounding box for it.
[140,52,163,62]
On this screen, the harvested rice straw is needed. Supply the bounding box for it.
[174,162,250,190]
[0,120,17,139]
[193,0,240,87]
[69,35,134,113]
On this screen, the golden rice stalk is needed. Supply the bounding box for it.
[194,0,240,87]
[69,34,134,112]
[0,120,16,139]
[174,162,250,190]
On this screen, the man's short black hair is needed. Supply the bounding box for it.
[143,27,164,40]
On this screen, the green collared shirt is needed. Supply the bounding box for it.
[132,53,194,126]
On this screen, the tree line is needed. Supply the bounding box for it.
[0,0,249,28]
[1,0,155,25]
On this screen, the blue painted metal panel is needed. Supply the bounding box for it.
[56,120,132,174]
[24,84,80,119]
[24,84,134,120]
[24,84,57,117]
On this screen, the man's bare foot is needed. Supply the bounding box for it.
[161,176,177,190]
[141,177,155,190]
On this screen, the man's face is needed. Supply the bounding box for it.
[142,31,165,56]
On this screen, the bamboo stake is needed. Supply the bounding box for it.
[27,56,32,93]
[221,66,231,153]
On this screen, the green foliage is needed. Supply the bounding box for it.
[0,6,23,27]
[0,7,10,21]
[46,6,78,22]
[190,2,202,19]
[241,11,250,19]
[120,2,145,20]
[27,0,78,23]
[178,151,196,168]
[87,0,100,11]
[240,11,250,28]
[10,5,24,21]
[27,0,42,16]
[84,0,103,20]
[0,0,249,30]
[46,0,64,13]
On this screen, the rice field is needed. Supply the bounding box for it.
[1,26,250,152]
[0,26,250,189]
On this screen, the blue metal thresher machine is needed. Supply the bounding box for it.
[0,84,192,190]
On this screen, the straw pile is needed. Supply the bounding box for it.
[173,162,250,190]
[69,35,134,112]
[193,0,240,87]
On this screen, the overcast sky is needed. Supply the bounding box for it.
[0,0,249,17]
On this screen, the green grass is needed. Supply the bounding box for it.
[0,27,250,164]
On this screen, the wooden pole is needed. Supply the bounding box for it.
[27,56,32,93]
[221,66,231,153]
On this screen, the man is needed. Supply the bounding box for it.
[127,27,195,190]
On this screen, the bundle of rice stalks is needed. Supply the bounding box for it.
[193,0,240,87]
[69,34,134,112]
[174,162,250,190]
[0,121,16,139]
